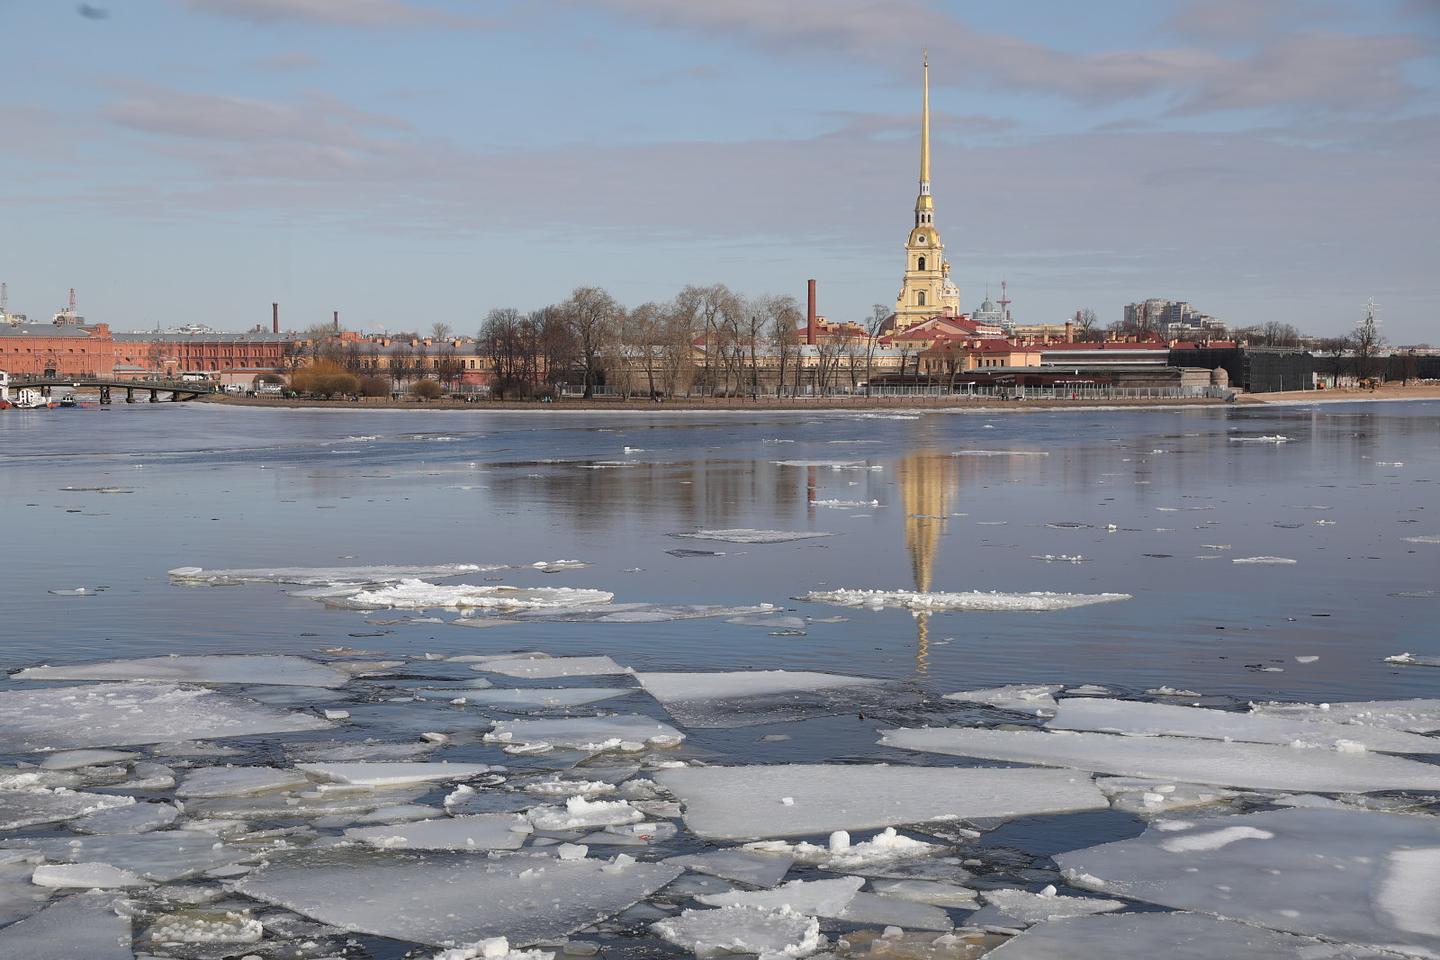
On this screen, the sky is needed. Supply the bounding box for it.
[0,0,1437,341]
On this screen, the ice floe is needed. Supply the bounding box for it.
[953,450,1050,456]
[879,726,1440,792]
[5,831,255,881]
[0,788,133,830]
[671,529,833,544]
[473,655,632,679]
[1231,556,1298,564]
[32,862,149,889]
[810,498,880,508]
[944,684,1062,716]
[72,801,180,835]
[1046,697,1440,754]
[0,683,330,753]
[235,848,682,947]
[501,603,780,625]
[975,886,1123,924]
[799,589,1131,613]
[175,765,313,797]
[486,715,683,752]
[37,749,138,770]
[985,912,1394,959]
[528,797,643,831]
[338,580,615,611]
[297,762,499,787]
[442,688,631,710]
[635,670,883,728]
[1057,807,1440,955]
[1094,777,1240,816]
[1384,653,1440,668]
[168,563,494,585]
[666,848,795,888]
[0,893,132,960]
[745,827,942,872]
[12,654,351,688]
[147,908,263,944]
[345,813,531,850]
[655,765,1105,840]
[1248,698,1440,733]
[651,904,820,959]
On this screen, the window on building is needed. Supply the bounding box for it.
[917,291,926,307]
[917,256,926,271]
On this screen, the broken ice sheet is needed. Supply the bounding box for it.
[1056,807,1440,955]
[0,857,51,927]
[800,588,1131,613]
[1248,698,1440,733]
[0,788,133,830]
[665,848,795,888]
[973,886,1123,925]
[13,654,351,688]
[879,726,1440,793]
[1046,697,1440,754]
[176,765,313,798]
[0,893,132,960]
[4,831,254,881]
[1094,777,1240,816]
[1383,653,1440,667]
[426,688,631,711]
[671,529,834,544]
[344,813,531,850]
[651,904,820,959]
[167,562,496,585]
[474,655,631,679]
[71,801,180,835]
[696,874,863,916]
[984,911,1397,960]
[506,603,781,624]
[634,670,885,728]
[336,580,614,611]
[486,715,683,751]
[528,797,643,831]
[0,682,330,753]
[944,684,1062,716]
[297,761,500,787]
[235,847,682,947]
[655,764,1105,840]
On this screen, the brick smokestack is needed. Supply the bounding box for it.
[272,303,279,335]
[333,310,339,333]
[806,279,817,346]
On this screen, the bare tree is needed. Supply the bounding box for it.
[627,302,666,399]
[660,299,697,398]
[431,322,452,342]
[1350,301,1386,383]
[388,342,415,387]
[559,287,619,398]
[1075,308,1098,341]
[864,304,890,395]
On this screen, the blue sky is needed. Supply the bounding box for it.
[1,0,1436,340]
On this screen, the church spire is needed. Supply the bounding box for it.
[915,53,933,227]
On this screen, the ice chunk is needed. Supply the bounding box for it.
[635,670,883,728]
[800,589,1130,613]
[1056,807,1440,954]
[837,891,953,931]
[13,654,351,688]
[696,875,863,915]
[1231,556,1297,564]
[745,828,941,871]
[0,858,50,927]
[345,814,530,850]
[879,727,1440,793]
[176,765,313,798]
[5,831,252,881]
[1383,653,1440,667]
[1046,698,1440,754]
[651,905,821,958]
[436,688,630,710]
[665,848,795,888]
[289,739,442,762]
[148,908,263,944]
[32,862,149,888]
[1094,777,1239,816]
[977,887,1123,924]
[672,529,833,544]
[945,684,1061,716]
[1249,698,1440,733]
[474,656,631,679]
[487,716,682,752]
[0,788,134,830]
[505,603,780,624]
[810,498,880,508]
[235,847,682,947]
[0,893,132,960]
[72,801,180,835]
[655,765,1105,840]
[298,762,499,787]
[168,563,494,585]
[953,449,1049,456]
[528,797,644,831]
[868,878,977,907]
[38,749,138,770]
[0,682,330,753]
[340,580,614,611]
[984,912,1396,959]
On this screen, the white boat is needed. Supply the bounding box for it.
[11,388,53,409]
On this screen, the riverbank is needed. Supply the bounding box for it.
[203,393,1230,413]
[1243,384,1440,404]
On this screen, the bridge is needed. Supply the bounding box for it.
[2,376,221,403]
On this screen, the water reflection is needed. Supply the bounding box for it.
[899,449,958,675]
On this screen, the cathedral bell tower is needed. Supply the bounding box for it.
[894,54,960,330]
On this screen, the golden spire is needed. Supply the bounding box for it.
[915,53,933,226]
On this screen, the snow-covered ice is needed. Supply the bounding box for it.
[1057,807,1440,955]
[297,762,499,787]
[147,908,263,944]
[1248,698,1440,733]
[671,529,833,544]
[37,749,137,770]
[800,589,1131,613]
[5,831,253,881]
[1231,556,1298,565]
[0,893,132,960]
[1094,777,1239,816]
[651,904,821,959]
[473,656,631,679]
[975,886,1123,924]
[695,875,863,916]
[340,580,615,611]
[168,563,494,585]
[0,788,133,830]
[32,862,149,888]
[445,688,631,710]
[879,727,1440,793]
[528,797,643,831]
[0,682,330,753]
[13,654,351,687]
[72,801,180,835]
[665,848,795,888]
[1046,697,1440,754]
[486,715,683,752]
[235,848,682,947]
[744,827,942,872]
[344,813,531,850]
[945,684,1062,716]
[1384,653,1440,668]
[655,764,1105,840]
[176,765,313,797]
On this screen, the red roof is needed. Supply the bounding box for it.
[1040,341,1169,352]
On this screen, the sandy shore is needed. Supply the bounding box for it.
[1245,385,1440,405]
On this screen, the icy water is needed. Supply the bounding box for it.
[0,400,1437,959]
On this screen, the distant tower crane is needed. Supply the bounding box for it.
[997,279,1012,326]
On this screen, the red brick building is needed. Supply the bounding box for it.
[0,323,115,378]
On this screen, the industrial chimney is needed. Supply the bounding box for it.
[806,279,817,346]
[272,302,279,335]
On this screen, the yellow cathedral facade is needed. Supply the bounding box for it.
[893,55,961,331]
